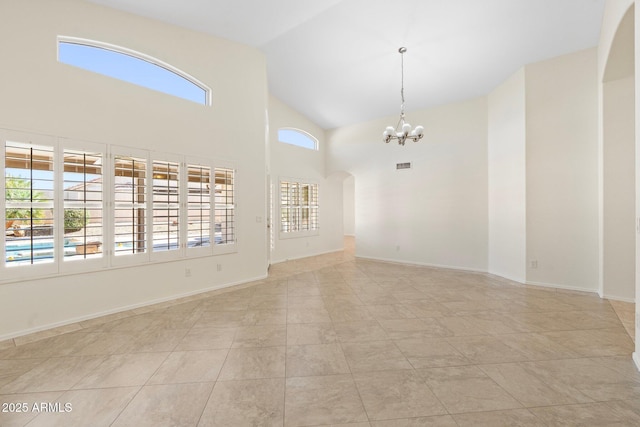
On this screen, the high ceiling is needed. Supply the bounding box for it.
[88,0,606,129]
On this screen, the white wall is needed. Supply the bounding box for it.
[327,97,489,271]
[343,175,356,236]
[0,0,268,340]
[525,48,599,292]
[603,76,636,301]
[268,95,344,263]
[488,68,527,283]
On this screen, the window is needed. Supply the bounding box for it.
[1,129,237,282]
[215,168,235,246]
[4,141,55,267]
[57,37,210,105]
[278,128,318,150]
[280,180,318,236]
[63,148,103,263]
[187,163,211,249]
[113,153,148,257]
[152,160,180,252]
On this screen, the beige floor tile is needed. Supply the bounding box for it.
[452,409,547,426]
[530,401,640,426]
[479,362,592,407]
[287,322,338,345]
[0,391,63,427]
[3,241,638,426]
[353,369,447,420]
[116,329,189,353]
[445,335,529,364]
[286,343,350,377]
[418,366,522,414]
[174,327,236,351]
[147,349,228,384]
[494,332,580,360]
[242,309,287,325]
[370,416,457,426]
[334,321,390,343]
[73,352,169,389]
[394,337,470,368]
[199,378,284,426]
[111,382,213,427]
[342,340,412,373]
[0,358,47,387]
[365,304,417,320]
[329,306,376,322]
[0,356,105,393]
[287,307,332,323]
[218,346,285,380]
[542,328,634,357]
[248,294,288,310]
[232,324,287,348]
[26,386,139,427]
[402,300,450,318]
[285,375,368,426]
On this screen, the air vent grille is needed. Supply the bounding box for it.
[396,162,411,170]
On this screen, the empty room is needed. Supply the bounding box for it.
[1,0,639,425]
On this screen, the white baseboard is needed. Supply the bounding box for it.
[0,273,268,343]
[271,247,344,265]
[600,294,636,303]
[525,279,598,295]
[633,352,640,373]
[355,255,488,274]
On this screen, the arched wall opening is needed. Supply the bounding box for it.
[601,4,636,306]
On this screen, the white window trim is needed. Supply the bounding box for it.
[150,152,183,262]
[1,130,239,285]
[58,138,108,274]
[184,156,214,258]
[1,130,59,280]
[212,162,238,256]
[110,145,151,268]
[278,177,319,240]
[277,127,319,151]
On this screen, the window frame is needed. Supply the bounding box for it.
[277,128,319,151]
[57,36,212,106]
[150,152,183,262]
[278,177,319,240]
[184,157,214,258]
[212,163,238,255]
[1,130,58,280]
[110,146,151,267]
[58,138,108,274]
[0,129,239,284]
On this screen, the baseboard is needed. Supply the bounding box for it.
[271,247,345,265]
[600,294,636,303]
[524,279,599,295]
[355,255,488,274]
[633,352,640,373]
[0,273,268,343]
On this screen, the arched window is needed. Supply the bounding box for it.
[278,128,318,150]
[57,37,210,105]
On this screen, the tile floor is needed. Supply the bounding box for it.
[1,241,639,426]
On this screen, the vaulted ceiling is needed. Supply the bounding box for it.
[88,0,606,129]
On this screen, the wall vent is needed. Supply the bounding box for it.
[396,162,412,170]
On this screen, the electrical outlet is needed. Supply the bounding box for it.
[185,268,191,277]
[530,260,538,269]
[217,264,222,272]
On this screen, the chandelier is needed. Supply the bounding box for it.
[383,47,424,145]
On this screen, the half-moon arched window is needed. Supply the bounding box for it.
[277,128,318,150]
[57,37,210,105]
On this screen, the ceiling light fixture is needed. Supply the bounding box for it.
[383,47,424,145]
